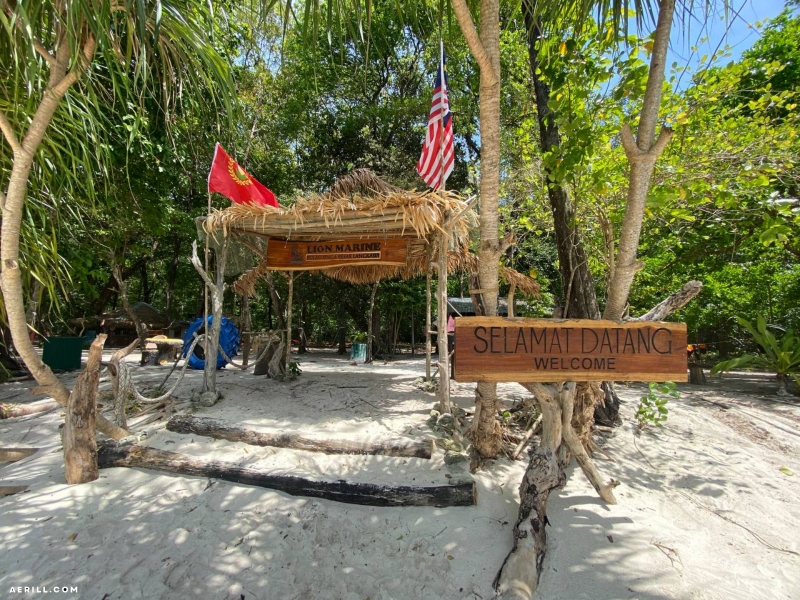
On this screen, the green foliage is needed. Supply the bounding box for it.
[711,316,800,389]
[288,360,303,377]
[635,382,678,429]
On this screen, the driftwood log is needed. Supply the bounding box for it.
[0,485,28,498]
[97,441,475,507]
[166,415,433,459]
[0,399,59,419]
[61,335,106,484]
[0,447,39,462]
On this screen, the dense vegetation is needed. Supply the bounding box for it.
[2,2,798,365]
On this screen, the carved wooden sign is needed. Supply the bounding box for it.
[266,238,408,270]
[454,317,688,383]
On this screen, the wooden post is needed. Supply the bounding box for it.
[437,223,451,414]
[425,265,432,380]
[284,272,294,369]
[241,292,252,367]
[410,311,415,356]
[366,281,379,363]
[62,334,107,484]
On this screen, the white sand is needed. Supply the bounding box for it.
[1,351,798,599]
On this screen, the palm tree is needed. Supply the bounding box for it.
[0,0,234,438]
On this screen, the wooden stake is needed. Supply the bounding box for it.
[62,334,107,484]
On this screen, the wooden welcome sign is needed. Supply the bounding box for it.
[454,318,688,383]
[266,238,408,270]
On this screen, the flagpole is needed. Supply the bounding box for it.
[436,38,451,414]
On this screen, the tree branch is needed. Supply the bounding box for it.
[0,111,22,155]
[50,34,96,97]
[191,240,216,291]
[630,280,703,322]
[450,0,499,86]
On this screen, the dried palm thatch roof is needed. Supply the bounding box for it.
[218,169,538,297]
[205,168,472,242]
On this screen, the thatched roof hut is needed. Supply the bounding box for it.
[203,168,539,298]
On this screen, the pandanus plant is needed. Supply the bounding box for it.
[712,316,800,396]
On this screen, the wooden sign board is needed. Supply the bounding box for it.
[454,318,688,383]
[266,238,408,270]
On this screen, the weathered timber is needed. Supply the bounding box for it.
[0,447,39,462]
[62,335,106,484]
[166,415,433,459]
[0,399,59,419]
[0,485,28,498]
[97,441,474,507]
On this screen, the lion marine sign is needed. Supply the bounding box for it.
[266,238,408,270]
[453,318,688,382]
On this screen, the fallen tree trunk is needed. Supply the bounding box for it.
[97,441,475,507]
[0,399,59,419]
[0,447,39,462]
[166,415,433,459]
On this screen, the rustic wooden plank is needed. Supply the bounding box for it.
[98,441,475,507]
[454,317,687,383]
[266,238,408,270]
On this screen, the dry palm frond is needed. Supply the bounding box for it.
[204,170,471,242]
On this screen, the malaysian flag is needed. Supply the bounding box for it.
[416,43,454,189]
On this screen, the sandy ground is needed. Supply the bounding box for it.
[0,349,798,600]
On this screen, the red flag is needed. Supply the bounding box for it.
[207,143,278,207]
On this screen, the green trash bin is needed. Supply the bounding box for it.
[350,343,367,362]
[42,336,84,371]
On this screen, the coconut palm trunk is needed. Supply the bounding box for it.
[451,0,506,460]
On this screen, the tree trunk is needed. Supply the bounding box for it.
[264,270,285,330]
[166,415,433,458]
[284,272,293,369]
[366,281,379,363]
[241,293,252,366]
[140,262,151,304]
[112,263,147,351]
[98,440,476,507]
[191,239,228,394]
[603,0,677,321]
[495,382,618,598]
[452,0,504,461]
[522,3,614,432]
[0,34,125,440]
[61,334,106,484]
[165,237,181,317]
